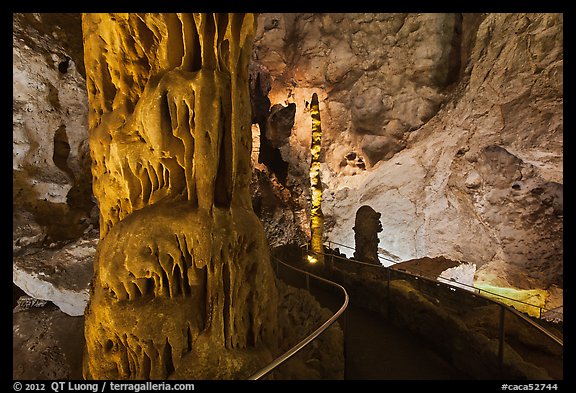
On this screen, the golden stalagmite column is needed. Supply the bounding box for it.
[82,13,279,380]
[308,93,324,267]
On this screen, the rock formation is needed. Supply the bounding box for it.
[252,13,563,307]
[13,13,95,245]
[13,13,99,317]
[252,13,466,174]
[81,13,279,380]
[353,205,383,265]
[13,234,97,316]
[13,302,85,380]
[308,93,324,266]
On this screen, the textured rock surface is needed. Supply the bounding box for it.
[272,281,344,379]
[438,263,476,290]
[250,167,308,248]
[353,205,383,265]
[12,12,562,378]
[82,13,280,380]
[304,14,563,299]
[12,281,343,381]
[253,13,463,173]
[13,231,98,316]
[13,13,96,245]
[13,303,85,380]
[12,12,99,317]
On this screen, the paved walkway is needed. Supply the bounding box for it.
[278,262,469,380]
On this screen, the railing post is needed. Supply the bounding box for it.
[498,304,506,369]
[343,306,349,379]
[387,267,391,318]
[276,258,280,278]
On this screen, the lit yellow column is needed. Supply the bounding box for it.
[308,93,324,266]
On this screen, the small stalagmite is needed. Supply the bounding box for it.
[82,13,279,380]
[353,205,383,265]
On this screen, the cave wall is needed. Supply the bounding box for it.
[252,13,468,172]
[13,13,95,247]
[12,13,99,318]
[251,13,563,296]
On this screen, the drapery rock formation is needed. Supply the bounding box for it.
[82,13,279,380]
[353,205,383,265]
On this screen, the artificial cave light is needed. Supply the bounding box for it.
[306,253,318,265]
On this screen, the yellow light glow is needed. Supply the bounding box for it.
[475,283,549,317]
[306,254,318,264]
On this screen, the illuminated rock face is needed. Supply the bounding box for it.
[82,13,278,379]
[254,13,562,301]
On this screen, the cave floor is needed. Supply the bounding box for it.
[343,303,468,379]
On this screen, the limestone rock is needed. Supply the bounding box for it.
[13,13,95,245]
[352,205,383,265]
[322,13,562,299]
[12,12,563,379]
[253,13,460,172]
[13,303,84,380]
[266,103,296,149]
[13,232,98,316]
[250,167,308,248]
[251,13,562,300]
[14,296,49,312]
[82,13,280,380]
[273,281,344,380]
[438,263,477,291]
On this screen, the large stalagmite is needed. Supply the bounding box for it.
[82,13,279,380]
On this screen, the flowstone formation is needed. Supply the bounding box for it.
[82,13,279,380]
[353,205,383,265]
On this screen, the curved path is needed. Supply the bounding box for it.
[277,261,469,380]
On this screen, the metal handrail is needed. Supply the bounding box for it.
[327,240,399,264]
[313,246,563,347]
[248,256,349,380]
[325,240,561,317]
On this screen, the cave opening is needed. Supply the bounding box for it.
[58,57,70,74]
[250,68,290,186]
[258,135,289,185]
